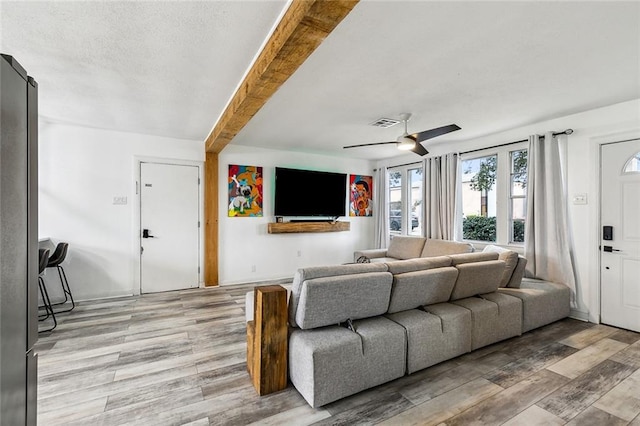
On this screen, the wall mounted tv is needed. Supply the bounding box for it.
[274,167,347,218]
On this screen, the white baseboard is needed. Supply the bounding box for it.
[220,276,293,287]
[569,309,590,322]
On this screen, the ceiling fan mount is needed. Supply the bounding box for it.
[395,113,416,151]
[344,113,461,156]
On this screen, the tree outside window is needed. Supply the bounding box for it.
[461,149,528,243]
[462,155,497,241]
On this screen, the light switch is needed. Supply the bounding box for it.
[572,193,587,205]
[113,196,128,205]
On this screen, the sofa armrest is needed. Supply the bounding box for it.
[353,248,388,262]
[507,256,527,288]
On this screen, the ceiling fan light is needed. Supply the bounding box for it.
[397,136,415,150]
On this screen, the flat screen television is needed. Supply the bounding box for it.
[274,167,347,217]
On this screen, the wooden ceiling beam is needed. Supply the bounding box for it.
[205,0,359,153]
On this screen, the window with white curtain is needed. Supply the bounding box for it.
[460,142,528,246]
[388,164,423,237]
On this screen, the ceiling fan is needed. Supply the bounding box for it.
[343,113,461,156]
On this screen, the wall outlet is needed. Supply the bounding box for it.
[251,265,256,273]
[572,193,588,205]
[113,196,128,205]
[297,250,302,257]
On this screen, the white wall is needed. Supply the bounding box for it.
[39,122,375,299]
[39,121,204,300]
[41,99,640,313]
[218,145,376,285]
[380,99,640,321]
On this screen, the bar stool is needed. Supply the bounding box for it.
[47,242,74,313]
[38,248,57,332]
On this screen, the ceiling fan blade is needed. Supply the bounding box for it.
[410,142,429,156]
[343,141,396,149]
[411,124,461,143]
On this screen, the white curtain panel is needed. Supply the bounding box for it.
[373,167,389,249]
[524,132,577,307]
[423,153,458,240]
[453,156,464,241]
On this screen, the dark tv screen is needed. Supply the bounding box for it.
[274,167,347,217]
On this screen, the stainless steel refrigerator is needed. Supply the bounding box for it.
[0,54,38,425]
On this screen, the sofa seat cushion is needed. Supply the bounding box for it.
[498,278,570,332]
[289,316,406,407]
[291,271,392,329]
[293,263,388,282]
[386,303,471,374]
[353,248,388,262]
[421,239,474,258]
[368,257,400,263]
[482,245,520,287]
[450,259,505,300]
[387,267,459,313]
[387,236,427,260]
[451,293,522,350]
[448,252,499,265]
[385,256,451,275]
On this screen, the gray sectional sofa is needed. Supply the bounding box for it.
[247,248,571,408]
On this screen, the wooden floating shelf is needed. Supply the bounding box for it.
[267,221,350,234]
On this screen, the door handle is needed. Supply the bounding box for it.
[142,229,155,239]
[602,245,621,253]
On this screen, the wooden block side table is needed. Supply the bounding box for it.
[246,285,288,395]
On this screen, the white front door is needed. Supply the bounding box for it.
[140,162,200,293]
[600,139,640,332]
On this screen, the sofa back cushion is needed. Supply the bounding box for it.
[289,263,392,329]
[387,267,459,313]
[421,239,474,258]
[450,260,506,300]
[385,256,451,275]
[482,245,520,287]
[448,252,498,265]
[386,236,427,260]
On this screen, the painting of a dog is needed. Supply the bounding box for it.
[228,165,263,217]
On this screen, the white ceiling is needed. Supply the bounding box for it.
[2,1,639,160]
[0,0,289,140]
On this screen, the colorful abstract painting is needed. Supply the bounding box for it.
[228,165,263,217]
[349,174,373,217]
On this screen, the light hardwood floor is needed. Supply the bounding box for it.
[36,283,640,426]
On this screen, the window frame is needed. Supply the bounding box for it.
[387,163,423,237]
[622,151,640,174]
[509,148,528,244]
[460,153,498,243]
[459,141,528,248]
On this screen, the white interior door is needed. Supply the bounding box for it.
[141,162,199,293]
[600,139,640,332]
